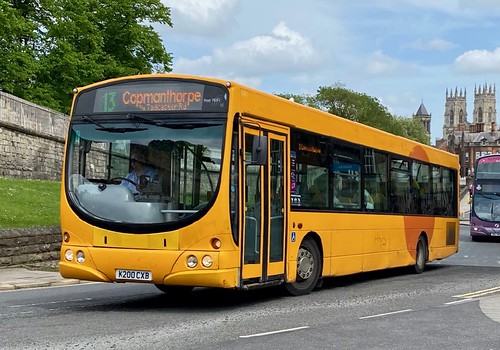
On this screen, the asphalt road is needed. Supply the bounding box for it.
[433,224,500,267]
[0,225,499,350]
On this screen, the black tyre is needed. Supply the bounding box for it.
[285,237,322,296]
[413,236,428,274]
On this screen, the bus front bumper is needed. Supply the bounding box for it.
[59,245,240,289]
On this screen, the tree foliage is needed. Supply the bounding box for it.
[0,0,39,98]
[397,115,430,144]
[277,84,430,145]
[0,0,173,113]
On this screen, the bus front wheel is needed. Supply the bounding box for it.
[285,237,321,296]
[413,236,428,274]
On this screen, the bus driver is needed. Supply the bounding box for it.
[121,148,158,195]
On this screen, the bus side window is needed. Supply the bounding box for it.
[309,171,329,208]
[364,178,376,210]
[339,175,360,209]
[364,151,388,211]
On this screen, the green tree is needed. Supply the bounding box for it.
[315,83,429,144]
[397,115,430,144]
[276,93,320,109]
[0,0,39,99]
[1,0,173,113]
[315,83,392,128]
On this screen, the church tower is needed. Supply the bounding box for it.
[443,87,467,137]
[473,83,496,131]
[413,102,431,144]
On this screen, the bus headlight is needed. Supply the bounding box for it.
[76,251,86,263]
[202,255,213,268]
[186,255,198,268]
[65,249,74,261]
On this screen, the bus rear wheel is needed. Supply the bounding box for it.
[285,237,321,296]
[155,284,194,297]
[413,236,428,274]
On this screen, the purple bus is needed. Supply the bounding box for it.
[470,154,500,240]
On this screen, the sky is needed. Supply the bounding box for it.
[158,0,500,144]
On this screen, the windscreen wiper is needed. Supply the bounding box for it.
[128,113,158,125]
[82,115,147,133]
[128,113,181,129]
[96,127,147,133]
[127,114,221,130]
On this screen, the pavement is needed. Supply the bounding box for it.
[459,191,471,225]
[0,265,83,291]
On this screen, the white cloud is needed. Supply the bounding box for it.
[454,48,500,74]
[164,0,239,35]
[173,22,323,79]
[409,38,457,51]
[365,50,420,76]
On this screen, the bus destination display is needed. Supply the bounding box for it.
[90,81,228,113]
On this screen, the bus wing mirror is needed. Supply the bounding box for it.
[251,135,267,165]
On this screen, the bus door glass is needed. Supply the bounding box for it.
[241,126,286,283]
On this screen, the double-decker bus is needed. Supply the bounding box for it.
[470,153,500,241]
[59,74,459,296]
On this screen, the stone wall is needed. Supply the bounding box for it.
[0,227,60,266]
[0,91,68,180]
[0,93,66,265]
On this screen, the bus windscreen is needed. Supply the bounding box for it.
[476,154,500,179]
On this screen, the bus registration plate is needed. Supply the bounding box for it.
[116,269,152,281]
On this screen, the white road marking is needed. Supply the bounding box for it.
[239,326,310,338]
[444,299,475,306]
[359,309,413,320]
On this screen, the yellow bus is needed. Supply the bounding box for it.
[59,74,459,296]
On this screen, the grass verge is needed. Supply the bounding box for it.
[0,178,60,230]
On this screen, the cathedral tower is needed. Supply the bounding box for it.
[443,87,467,137]
[473,83,496,131]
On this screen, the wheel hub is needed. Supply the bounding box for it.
[297,248,314,279]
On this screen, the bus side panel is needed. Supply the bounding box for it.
[428,219,459,261]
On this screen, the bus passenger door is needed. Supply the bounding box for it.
[241,126,286,286]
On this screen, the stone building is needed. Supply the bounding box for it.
[436,83,499,176]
